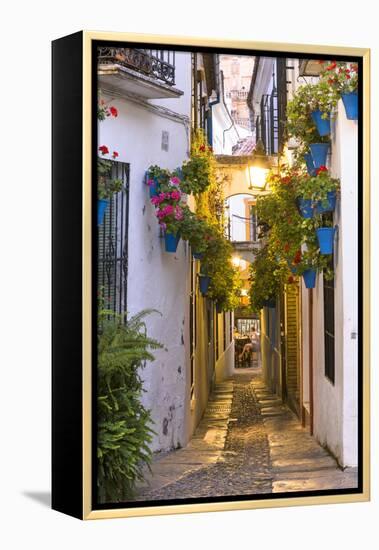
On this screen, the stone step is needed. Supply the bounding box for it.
[272,456,338,473]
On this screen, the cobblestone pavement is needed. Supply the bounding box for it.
[133,368,358,502]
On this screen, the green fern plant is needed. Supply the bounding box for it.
[97,307,162,503]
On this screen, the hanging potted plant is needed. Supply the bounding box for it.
[311,166,340,214]
[293,173,316,219]
[150,174,186,253]
[307,80,339,137]
[249,245,286,312]
[315,216,336,255]
[97,150,123,226]
[294,166,339,217]
[286,86,332,168]
[320,61,359,121]
[198,226,241,307]
[180,129,215,196]
[145,165,176,198]
[198,272,211,295]
[178,209,212,260]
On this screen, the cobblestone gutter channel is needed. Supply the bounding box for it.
[134,370,273,501]
[133,369,358,502]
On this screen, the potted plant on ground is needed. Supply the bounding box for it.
[319,61,359,120]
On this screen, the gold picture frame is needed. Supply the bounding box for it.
[52,31,370,520]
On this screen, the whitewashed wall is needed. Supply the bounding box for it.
[301,99,358,467]
[99,53,193,452]
[211,100,240,154]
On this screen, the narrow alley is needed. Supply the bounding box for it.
[135,368,357,501]
[92,45,362,509]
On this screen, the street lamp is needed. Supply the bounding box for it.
[247,139,271,191]
[231,255,241,268]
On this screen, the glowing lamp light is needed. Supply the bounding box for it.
[231,255,241,268]
[247,139,271,191]
[248,166,269,189]
[240,289,248,296]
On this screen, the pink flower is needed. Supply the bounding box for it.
[157,210,166,219]
[164,205,174,215]
[171,190,181,201]
[146,178,155,187]
[165,193,172,199]
[170,176,180,186]
[175,206,183,220]
[159,193,166,200]
[159,222,167,230]
[151,196,161,206]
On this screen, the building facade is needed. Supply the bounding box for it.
[252,56,359,468]
[98,48,235,453]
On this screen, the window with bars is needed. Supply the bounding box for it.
[323,266,335,384]
[98,161,129,316]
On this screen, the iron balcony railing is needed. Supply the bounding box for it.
[97,47,176,86]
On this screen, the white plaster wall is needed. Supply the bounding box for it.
[306,100,358,467]
[99,53,193,452]
[334,101,359,466]
[215,341,235,382]
[211,100,240,155]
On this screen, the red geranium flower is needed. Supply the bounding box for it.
[316,165,328,175]
[284,243,290,253]
[281,176,291,185]
[287,276,294,284]
[326,61,337,71]
[294,250,302,264]
[112,151,119,159]
[109,106,118,117]
[199,144,206,152]
[98,145,109,155]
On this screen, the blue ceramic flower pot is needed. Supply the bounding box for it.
[216,302,223,314]
[302,269,317,289]
[192,251,203,260]
[311,110,331,136]
[98,198,109,226]
[314,191,337,214]
[316,227,335,255]
[297,198,314,219]
[145,172,159,198]
[198,274,211,295]
[303,153,316,176]
[164,232,180,253]
[341,92,358,120]
[310,143,330,169]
